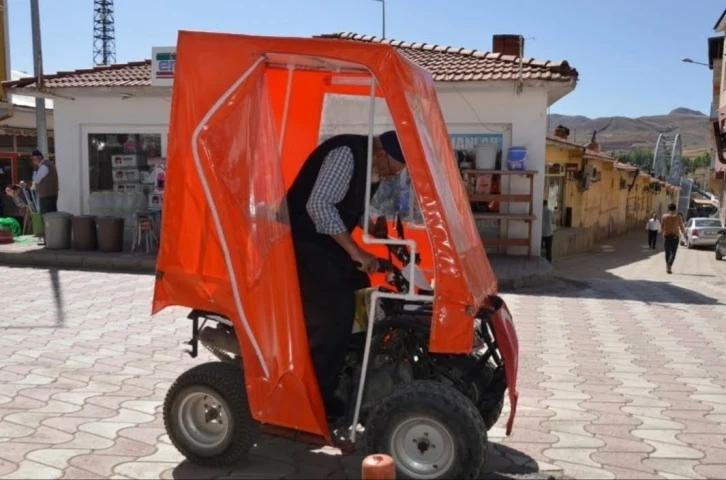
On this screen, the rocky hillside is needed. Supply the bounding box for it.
[548,108,711,155]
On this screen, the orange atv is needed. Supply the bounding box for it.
[153,30,519,480]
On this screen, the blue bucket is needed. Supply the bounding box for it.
[507,146,528,171]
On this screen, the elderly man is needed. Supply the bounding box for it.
[20,150,59,246]
[287,131,406,419]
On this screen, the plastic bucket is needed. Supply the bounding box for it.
[31,212,44,237]
[96,216,125,253]
[72,215,97,250]
[507,146,528,171]
[43,212,74,250]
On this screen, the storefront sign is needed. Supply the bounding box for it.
[0,126,54,137]
[449,133,503,152]
[151,47,176,87]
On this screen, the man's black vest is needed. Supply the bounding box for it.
[287,134,379,249]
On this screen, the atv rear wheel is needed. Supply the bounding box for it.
[365,380,488,479]
[164,362,261,466]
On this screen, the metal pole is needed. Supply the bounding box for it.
[373,0,385,38]
[30,0,48,155]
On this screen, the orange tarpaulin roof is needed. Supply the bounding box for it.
[152,30,497,440]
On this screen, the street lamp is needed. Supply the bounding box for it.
[372,0,385,38]
[682,57,710,67]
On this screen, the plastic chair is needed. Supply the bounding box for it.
[132,211,159,254]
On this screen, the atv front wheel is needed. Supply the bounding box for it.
[163,362,261,466]
[365,380,488,479]
[480,395,505,430]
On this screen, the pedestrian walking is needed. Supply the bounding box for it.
[660,203,687,274]
[542,200,555,263]
[646,212,661,250]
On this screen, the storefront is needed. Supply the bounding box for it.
[0,82,56,216]
[5,35,578,255]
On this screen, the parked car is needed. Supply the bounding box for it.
[716,228,726,260]
[680,217,726,249]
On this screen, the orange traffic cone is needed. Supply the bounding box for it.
[361,454,395,480]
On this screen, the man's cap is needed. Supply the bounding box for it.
[379,130,405,164]
[31,150,43,157]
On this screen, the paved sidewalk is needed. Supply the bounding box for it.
[0,231,724,479]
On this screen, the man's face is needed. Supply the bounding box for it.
[374,149,406,180]
[30,156,40,167]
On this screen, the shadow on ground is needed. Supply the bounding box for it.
[170,436,560,480]
[513,276,723,305]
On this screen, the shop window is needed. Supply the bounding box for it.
[87,133,162,193]
[0,135,13,150]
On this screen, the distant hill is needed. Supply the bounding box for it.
[548,108,710,156]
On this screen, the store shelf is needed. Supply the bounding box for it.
[463,169,537,256]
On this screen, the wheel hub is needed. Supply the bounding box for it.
[391,417,455,479]
[176,387,232,454]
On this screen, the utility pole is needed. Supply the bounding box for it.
[30,0,48,156]
[373,0,386,38]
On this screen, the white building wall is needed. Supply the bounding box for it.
[438,86,548,256]
[53,85,549,256]
[53,95,170,214]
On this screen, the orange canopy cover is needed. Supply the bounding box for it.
[153,31,497,440]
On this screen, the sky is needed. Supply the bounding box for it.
[6,0,724,118]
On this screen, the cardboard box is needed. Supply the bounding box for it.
[112,168,140,183]
[111,154,144,168]
[148,192,163,210]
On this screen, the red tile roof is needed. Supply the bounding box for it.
[6,61,152,89]
[546,135,585,150]
[5,32,578,90]
[584,149,615,162]
[317,33,578,82]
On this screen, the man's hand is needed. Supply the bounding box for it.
[350,248,378,274]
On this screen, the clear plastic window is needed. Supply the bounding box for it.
[318,92,424,226]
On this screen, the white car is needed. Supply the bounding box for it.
[681,217,726,248]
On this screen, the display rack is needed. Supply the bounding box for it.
[462,169,537,256]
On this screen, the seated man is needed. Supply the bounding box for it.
[286,131,406,419]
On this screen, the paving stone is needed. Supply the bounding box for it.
[0,459,63,479]
[59,466,102,479]
[551,461,616,480]
[694,464,726,478]
[542,448,600,467]
[644,440,706,460]
[643,459,704,478]
[113,461,179,479]
[70,455,137,478]
[25,449,89,470]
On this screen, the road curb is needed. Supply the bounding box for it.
[0,250,156,275]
